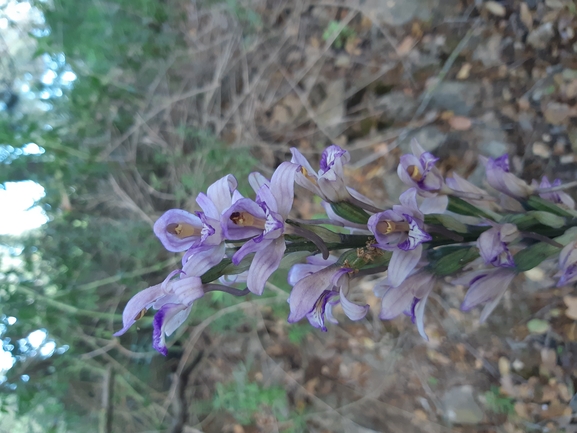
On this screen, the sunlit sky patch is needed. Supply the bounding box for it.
[0,181,48,235]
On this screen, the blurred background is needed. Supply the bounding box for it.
[1,0,577,432]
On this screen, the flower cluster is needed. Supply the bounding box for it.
[114,142,577,355]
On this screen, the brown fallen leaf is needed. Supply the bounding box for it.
[449,115,473,131]
[520,3,533,30]
[563,295,577,320]
[485,1,506,17]
[456,62,472,80]
[397,36,416,56]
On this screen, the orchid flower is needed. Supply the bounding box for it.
[287,264,368,331]
[557,240,577,286]
[453,268,516,323]
[477,223,519,268]
[114,270,205,355]
[397,139,448,214]
[485,154,533,199]
[532,176,575,209]
[290,145,352,203]
[154,175,238,276]
[374,270,435,340]
[222,162,299,295]
[368,188,432,287]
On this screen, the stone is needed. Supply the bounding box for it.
[398,126,447,153]
[442,385,485,425]
[375,91,418,123]
[427,81,482,116]
[527,22,555,49]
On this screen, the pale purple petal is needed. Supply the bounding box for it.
[461,269,515,311]
[420,195,449,214]
[290,148,318,177]
[163,305,192,336]
[153,209,203,252]
[232,237,273,265]
[387,246,423,287]
[182,243,226,277]
[398,188,421,216]
[206,174,237,214]
[397,154,422,187]
[410,138,426,157]
[153,303,187,356]
[339,287,369,321]
[248,172,270,194]
[196,193,219,221]
[558,240,577,286]
[398,215,431,251]
[323,201,369,230]
[414,295,430,340]
[288,263,326,286]
[270,162,299,217]
[479,290,507,323]
[486,155,532,198]
[247,237,286,295]
[288,266,336,323]
[378,284,415,320]
[256,185,278,213]
[114,283,165,336]
[319,145,350,176]
[305,290,335,331]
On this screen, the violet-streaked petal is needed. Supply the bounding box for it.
[153,209,203,252]
[378,284,415,320]
[288,263,326,286]
[319,145,349,176]
[398,215,431,251]
[558,265,577,286]
[479,289,507,323]
[410,138,426,157]
[461,269,515,311]
[152,303,186,356]
[232,237,272,265]
[163,304,192,336]
[182,243,226,276]
[196,193,219,221]
[270,161,299,217]
[170,273,205,305]
[290,148,318,177]
[248,172,270,194]
[397,154,422,187]
[206,174,237,214]
[305,290,336,331]
[325,300,339,324]
[399,188,421,217]
[247,237,286,295]
[387,246,422,287]
[288,266,336,323]
[420,195,449,214]
[414,295,430,340]
[114,283,165,337]
[339,286,369,321]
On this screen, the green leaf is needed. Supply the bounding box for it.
[330,201,370,224]
[447,196,498,221]
[525,196,577,218]
[428,247,479,276]
[527,319,550,334]
[425,214,468,233]
[528,211,565,228]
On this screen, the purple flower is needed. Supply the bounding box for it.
[374,270,435,340]
[533,176,575,209]
[222,162,299,295]
[368,188,432,287]
[287,254,338,286]
[485,154,533,199]
[290,145,351,202]
[557,240,577,286]
[397,139,448,214]
[154,175,238,275]
[453,268,516,323]
[477,223,519,268]
[288,265,368,331]
[114,270,205,355]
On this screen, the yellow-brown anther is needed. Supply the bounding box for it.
[230,212,266,229]
[134,308,147,321]
[299,166,318,185]
[376,220,410,234]
[407,165,423,181]
[167,223,199,239]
